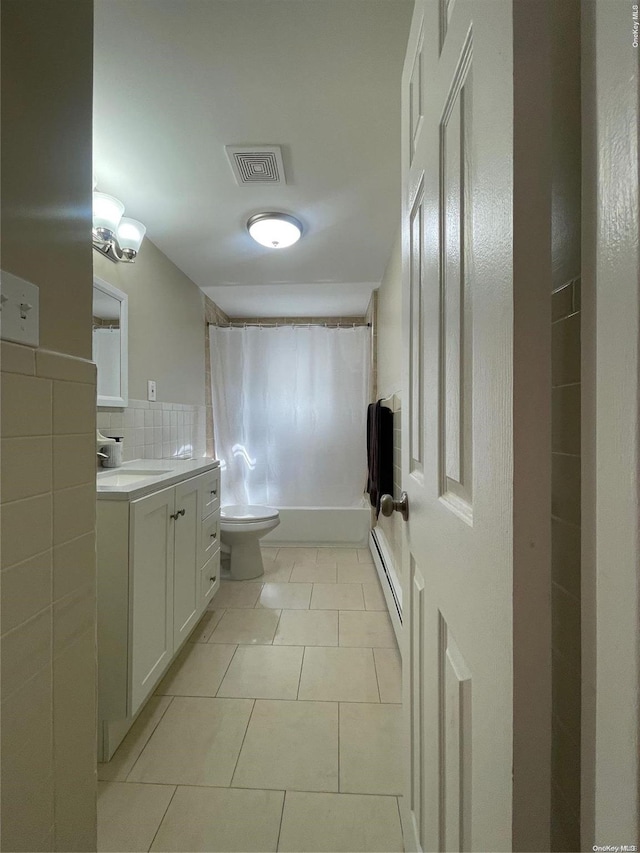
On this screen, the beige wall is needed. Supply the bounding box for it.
[374,231,404,579]
[375,231,403,400]
[1,0,94,361]
[94,239,206,406]
[1,2,97,850]
[550,1,581,849]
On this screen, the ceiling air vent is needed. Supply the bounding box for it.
[225,146,287,185]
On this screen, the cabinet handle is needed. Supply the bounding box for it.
[210,576,216,583]
[210,489,217,496]
[210,531,217,540]
[170,508,186,520]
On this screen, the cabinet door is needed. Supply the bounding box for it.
[173,477,200,648]
[129,487,174,716]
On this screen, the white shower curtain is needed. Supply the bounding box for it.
[210,325,370,507]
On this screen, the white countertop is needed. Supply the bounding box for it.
[97,458,219,501]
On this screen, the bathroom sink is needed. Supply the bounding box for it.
[112,468,174,476]
[97,468,174,487]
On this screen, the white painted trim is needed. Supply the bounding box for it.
[399,799,423,853]
[581,0,640,844]
[369,527,402,647]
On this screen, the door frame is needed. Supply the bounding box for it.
[580,0,640,846]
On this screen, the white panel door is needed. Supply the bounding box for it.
[129,486,174,716]
[400,2,552,850]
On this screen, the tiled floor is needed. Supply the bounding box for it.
[97,546,404,852]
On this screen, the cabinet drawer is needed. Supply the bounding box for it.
[199,510,220,568]
[198,469,220,520]
[201,551,220,604]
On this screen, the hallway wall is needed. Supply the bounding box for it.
[0,1,97,850]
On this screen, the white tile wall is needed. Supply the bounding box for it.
[0,341,98,852]
[97,399,207,462]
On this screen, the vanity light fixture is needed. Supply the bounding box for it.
[247,212,302,249]
[92,191,147,263]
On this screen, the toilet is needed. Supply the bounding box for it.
[220,504,280,580]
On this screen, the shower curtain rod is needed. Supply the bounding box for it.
[207,321,371,329]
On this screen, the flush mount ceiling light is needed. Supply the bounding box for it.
[247,212,302,249]
[92,191,147,263]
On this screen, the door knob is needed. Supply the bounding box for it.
[380,492,409,522]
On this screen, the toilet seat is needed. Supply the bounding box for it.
[221,504,279,523]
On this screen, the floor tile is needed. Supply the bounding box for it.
[209,608,281,645]
[261,560,294,583]
[374,647,402,703]
[339,703,403,794]
[95,532,406,853]
[362,580,387,611]
[278,791,403,852]
[337,564,378,584]
[339,611,396,648]
[150,786,284,852]
[212,581,263,609]
[275,547,318,563]
[127,696,253,786]
[311,583,365,611]
[98,781,175,852]
[298,647,379,702]
[189,609,224,642]
[260,547,280,562]
[290,563,337,583]
[317,547,359,564]
[257,582,312,610]
[217,645,304,699]
[98,696,173,782]
[156,642,236,697]
[233,699,338,792]
[273,610,338,647]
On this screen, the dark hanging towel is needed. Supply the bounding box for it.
[366,400,394,518]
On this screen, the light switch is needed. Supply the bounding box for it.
[147,380,157,402]
[0,271,40,347]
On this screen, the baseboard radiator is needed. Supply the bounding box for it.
[369,526,402,647]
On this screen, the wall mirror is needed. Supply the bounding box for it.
[93,277,128,407]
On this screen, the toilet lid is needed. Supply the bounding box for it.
[221,504,279,523]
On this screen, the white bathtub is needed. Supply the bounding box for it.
[261,498,372,547]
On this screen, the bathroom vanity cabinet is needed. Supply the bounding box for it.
[97,460,220,761]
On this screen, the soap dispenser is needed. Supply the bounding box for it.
[97,430,122,468]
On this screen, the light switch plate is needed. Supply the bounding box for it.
[0,271,40,347]
[147,379,157,402]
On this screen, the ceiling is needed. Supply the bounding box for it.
[93,0,413,317]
